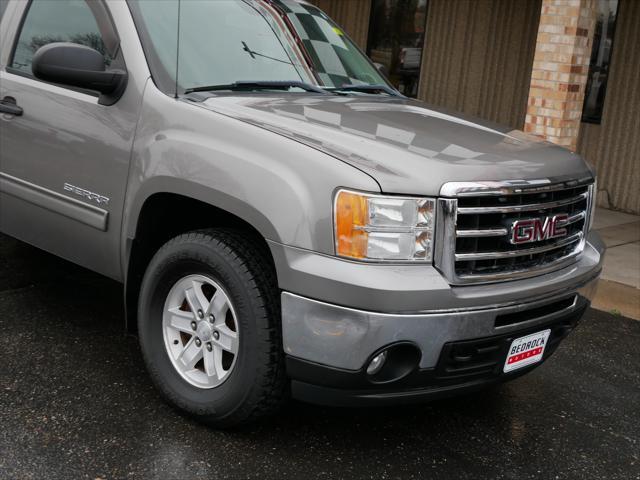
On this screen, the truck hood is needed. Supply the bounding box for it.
[194,94,593,195]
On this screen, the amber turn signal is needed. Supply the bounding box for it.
[335,191,369,259]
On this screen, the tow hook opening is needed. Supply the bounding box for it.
[366,343,421,384]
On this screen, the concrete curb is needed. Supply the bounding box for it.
[591,279,640,320]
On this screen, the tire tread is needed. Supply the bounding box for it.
[139,228,286,427]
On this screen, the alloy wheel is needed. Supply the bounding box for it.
[162,274,239,389]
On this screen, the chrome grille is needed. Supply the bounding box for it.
[435,180,595,284]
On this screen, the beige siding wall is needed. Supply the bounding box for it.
[418,0,541,129]
[311,0,540,129]
[309,0,372,49]
[578,0,640,214]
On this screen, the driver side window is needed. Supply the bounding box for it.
[11,0,110,76]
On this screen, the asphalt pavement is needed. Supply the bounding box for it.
[0,233,638,480]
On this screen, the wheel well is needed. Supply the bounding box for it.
[125,193,275,334]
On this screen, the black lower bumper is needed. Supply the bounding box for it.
[288,300,588,407]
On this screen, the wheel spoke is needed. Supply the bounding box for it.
[214,324,238,354]
[207,289,229,320]
[203,346,226,379]
[203,348,218,379]
[184,288,200,315]
[213,346,225,379]
[192,280,210,312]
[178,337,203,369]
[167,308,194,333]
[185,280,209,315]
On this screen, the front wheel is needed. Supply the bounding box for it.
[137,229,286,427]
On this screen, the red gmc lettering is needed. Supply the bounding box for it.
[511,214,569,244]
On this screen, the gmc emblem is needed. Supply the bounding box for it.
[509,214,569,245]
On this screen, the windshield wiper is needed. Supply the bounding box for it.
[184,81,328,95]
[326,84,404,97]
[242,41,294,66]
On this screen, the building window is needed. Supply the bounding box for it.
[366,0,428,98]
[582,0,618,124]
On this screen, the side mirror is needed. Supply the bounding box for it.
[32,42,127,104]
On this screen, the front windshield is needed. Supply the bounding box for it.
[128,0,389,94]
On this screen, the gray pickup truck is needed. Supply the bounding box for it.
[0,0,604,427]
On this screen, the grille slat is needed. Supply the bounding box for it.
[456,191,588,215]
[565,211,586,225]
[436,181,594,284]
[456,228,508,238]
[455,232,583,261]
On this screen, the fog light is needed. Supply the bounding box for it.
[366,351,388,375]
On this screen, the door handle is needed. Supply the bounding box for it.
[0,97,23,116]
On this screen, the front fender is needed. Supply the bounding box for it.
[122,84,380,272]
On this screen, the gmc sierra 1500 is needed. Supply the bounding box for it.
[0,0,604,427]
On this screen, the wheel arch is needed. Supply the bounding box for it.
[123,180,279,333]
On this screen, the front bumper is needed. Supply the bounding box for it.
[286,293,590,406]
[275,232,604,406]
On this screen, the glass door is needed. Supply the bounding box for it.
[366,0,428,97]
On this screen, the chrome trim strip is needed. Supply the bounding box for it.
[586,182,596,233]
[566,211,586,225]
[456,228,508,238]
[0,172,108,231]
[454,232,583,261]
[456,192,588,215]
[433,197,457,281]
[439,176,594,197]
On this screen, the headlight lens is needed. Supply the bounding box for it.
[334,190,436,262]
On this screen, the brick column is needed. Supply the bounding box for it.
[525,0,598,151]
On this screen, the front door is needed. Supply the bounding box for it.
[0,0,139,280]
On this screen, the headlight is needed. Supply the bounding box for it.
[334,189,436,262]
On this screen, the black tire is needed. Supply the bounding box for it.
[137,229,286,427]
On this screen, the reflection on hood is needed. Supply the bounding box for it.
[194,95,591,195]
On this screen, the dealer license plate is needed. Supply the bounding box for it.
[503,329,551,373]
